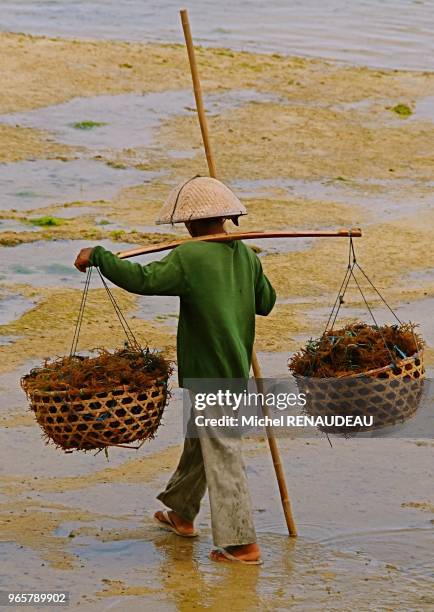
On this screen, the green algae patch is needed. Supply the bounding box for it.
[27,216,65,227]
[72,120,108,130]
[390,103,413,117]
[109,229,126,240]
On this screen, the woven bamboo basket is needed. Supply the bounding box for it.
[294,352,425,434]
[23,379,169,451]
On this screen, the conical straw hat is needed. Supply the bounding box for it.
[156,176,247,225]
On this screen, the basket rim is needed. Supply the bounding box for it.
[293,350,424,381]
[23,377,169,398]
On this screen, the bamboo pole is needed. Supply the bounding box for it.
[117,228,361,259]
[180,8,298,536]
[251,352,298,537]
[180,9,217,178]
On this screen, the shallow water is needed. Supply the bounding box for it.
[252,435,434,563]
[233,177,433,221]
[0,7,433,607]
[1,89,280,152]
[253,236,315,255]
[1,346,433,609]
[1,379,433,609]
[0,335,21,346]
[406,267,434,286]
[0,159,152,212]
[0,290,36,325]
[319,527,434,579]
[0,239,158,288]
[0,218,39,232]
[133,295,179,325]
[1,0,433,71]
[413,95,434,122]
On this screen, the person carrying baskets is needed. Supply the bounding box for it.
[74,176,276,565]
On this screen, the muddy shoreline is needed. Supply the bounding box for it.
[1,31,433,609]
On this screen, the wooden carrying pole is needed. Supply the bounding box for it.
[180,8,298,537]
[117,228,361,259]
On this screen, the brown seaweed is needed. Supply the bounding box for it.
[21,346,172,395]
[289,322,423,378]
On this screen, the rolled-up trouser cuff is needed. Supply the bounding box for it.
[156,491,199,523]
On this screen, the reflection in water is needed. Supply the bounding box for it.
[154,532,264,611]
[151,532,432,610]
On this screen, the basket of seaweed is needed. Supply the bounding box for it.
[21,347,172,452]
[289,322,425,434]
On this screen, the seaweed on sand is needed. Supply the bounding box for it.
[27,216,64,227]
[390,103,412,117]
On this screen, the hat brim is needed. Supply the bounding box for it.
[155,210,247,225]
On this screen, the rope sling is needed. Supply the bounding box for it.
[70,267,142,357]
[294,237,425,437]
[21,267,169,452]
[322,237,421,366]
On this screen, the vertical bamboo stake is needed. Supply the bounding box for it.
[180,8,297,537]
[251,352,298,537]
[180,10,217,179]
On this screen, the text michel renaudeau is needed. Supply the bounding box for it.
[192,390,374,429]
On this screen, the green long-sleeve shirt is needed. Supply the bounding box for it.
[90,240,276,387]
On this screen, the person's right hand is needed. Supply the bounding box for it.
[74,247,94,273]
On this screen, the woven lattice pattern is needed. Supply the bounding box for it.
[295,353,425,434]
[28,381,168,451]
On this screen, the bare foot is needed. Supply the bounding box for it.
[210,542,262,564]
[154,510,196,536]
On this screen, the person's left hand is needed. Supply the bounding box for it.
[74,248,94,273]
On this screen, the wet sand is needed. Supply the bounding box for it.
[1,361,434,610]
[0,31,433,610]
